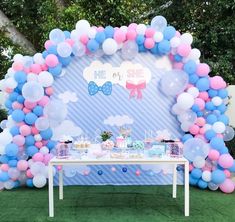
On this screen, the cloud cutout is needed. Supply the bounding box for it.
[52,120,82,140]
[63,165,91,177]
[140,164,173,175]
[58,91,78,104]
[104,115,134,127]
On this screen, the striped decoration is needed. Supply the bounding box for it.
[52,52,184,185]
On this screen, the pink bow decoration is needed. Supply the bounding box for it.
[126,81,146,99]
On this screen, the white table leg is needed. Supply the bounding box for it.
[173,164,177,198]
[59,166,63,200]
[184,161,189,216]
[48,163,54,217]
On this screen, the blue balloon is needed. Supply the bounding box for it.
[49,64,62,77]
[16,83,24,92]
[158,40,170,54]
[150,43,158,54]
[136,35,145,45]
[208,89,218,97]
[220,146,229,154]
[40,128,53,140]
[217,104,227,113]
[174,54,182,62]
[26,146,38,157]
[26,178,34,187]
[205,102,215,111]
[87,39,99,53]
[210,137,225,151]
[196,77,210,91]
[5,143,19,157]
[8,159,18,167]
[63,31,71,39]
[97,170,103,175]
[47,140,57,150]
[163,26,176,40]
[191,168,202,179]
[33,105,43,116]
[183,60,196,74]
[13,180,20,188]
[0,155,9,164]
[228,161,235,172]
[42,50,49,58]
[4,100,12,109]
[198,179,208,189]
[25,135,35,146]
[58,55,72,67]
[104,26,114,38]
[14,71,27,83]
[25,112,38,125]
[205,129,216,140]
[138,44,147,52]
[10,126,20,136]
[181,134,193,143]
[206,114,217,124]
[0,172,10,182]
[9,92,19,101]
[122,167,128,173]
[17,95,25,104]
[95,31,106,44]
[218,89,228,99]
[197,111,203,117]
[189,74,199,84]
[192,104,200,112]
[11,109,25,122]
[211,169,226,184]
[47,45,57,55]
[218,115,229,125]
[189,174,198,185]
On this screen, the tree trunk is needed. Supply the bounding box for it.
[0,10,36,54]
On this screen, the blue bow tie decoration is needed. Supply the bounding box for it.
[88,81,112,96]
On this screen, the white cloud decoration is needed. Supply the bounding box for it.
[58,91,78,104]
[103,115,134,127]
[51,120,82,140]
[141,164,174,175]
[63,165,91,177]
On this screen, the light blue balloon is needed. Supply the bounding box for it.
[151,15,167,32]
[211,169,226,184]
[49,28,65,44]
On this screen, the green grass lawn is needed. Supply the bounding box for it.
[0,185,235,222]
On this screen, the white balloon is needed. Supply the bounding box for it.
[151,15,167,32]
[0,129,13,154]
[170,37,181,48]
[153,32,164,42]
[8,167,20,179]
[70,29,80,42]
[13,54,24,63]
[33,53,45,65]
[38,71,54,87]
[34,134,42,142]
[35,117,50,131]
[120,26,128,33]
[180,33,193,45]
[202,171,211,182]
[212,121,226,133]
[136,24,147,35]
[87,27,97,39]
[33,174,47,188]
[4,180,15,190]
[171,103,185,115]
[30,162,46,176]
[187,48,201,60]
[177,93,194,110]
[212,96,223,106]
[57,42,72,57]
[121,41,139,60]
[49,29,65,44]
[181,121,192,132]
[204,124,212,131]
[102,38,118,55]
[187,87,199,98]
[27,73,38,82]
[4,77,17,89]
[22,81,44,102]
[23,56,34,67]
[72,42,86,57]
[193,156,205,168]
[40,146,49,154]
[76,20,90,35]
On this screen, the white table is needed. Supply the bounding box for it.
[48,155,189,217]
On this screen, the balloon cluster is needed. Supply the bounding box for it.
[0,16,234,192]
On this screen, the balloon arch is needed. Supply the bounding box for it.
[0,16,234,193]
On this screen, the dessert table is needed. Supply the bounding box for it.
[48,151,189,217]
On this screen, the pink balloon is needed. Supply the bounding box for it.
[45,87,53,96]
[44,153,53,165]
[126,29,137,40]
[144,38,155,49]
[189,124,200,135]
[41,64,48,71]
[26,169,33,178]
[196,63,210,76]
[177,44,191,57]
[24,100,37,109]
[128,23,137,30]
[189,164,194,172]
[1,164,9,171]
[13,135,25,146]
[196,117,206,127]
[38,96,50,106]
[210,76,226,90]
[35,141,43,148]
[44,40,53,50]
[32,153,44,162]
[31,126,39,135]
[173,62,184,69]
[198,92,209,101]
[65,38,74,46]
[30,64,42,74]
[19,125,31,136]
[219,179,235,193]
[97,26,104,32]
[80,34,89,44]
[17,160,28,171]
[45,54,59,67]
[199,127,206,135]
[12,62,24,71]
[194,98,205,110]
[175,31,181,37]
[224,169,231,178]
[145,28,155,38]
[114,29,126,43]
[5,88,13,93]
[12,102,23,110]
[218,154,234,168]
[208,149,220,161]
[23,108,31,114]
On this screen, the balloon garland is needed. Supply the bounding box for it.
[0,16,234,193]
